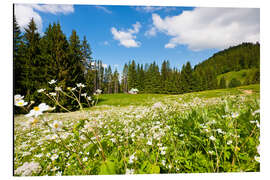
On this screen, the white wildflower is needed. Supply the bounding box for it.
[55,86,62,91]
[81,93,87,97]
[51,120,62,131]
[76,83,85,88]
[129,153,137,164]
[147,139,152,145]
[126,168,135,175]
[96,89,102,94]
[56,171,62,176]
[252,109,260,116]
[227,140,233,145]
[51,154,59,161]
[82,157,88,162]
[152,102,163,109]
[49,92,57,96]
[14,162,41,176]
[231,112,239,118]
[37,88,46,93]
[208,150,214,155]
[14,94,24,103]
[15,99,28,107]
[25,103,51,117]
[209,136,216,141]
[161,160,166,166]
[49,79,57,84]
[254,156,260,163]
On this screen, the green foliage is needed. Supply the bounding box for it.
[219,77,226,89]
[228,78,242,88]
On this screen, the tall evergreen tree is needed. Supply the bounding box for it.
[68,30,85,86]
[21,18,41,100]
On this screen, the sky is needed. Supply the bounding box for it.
[14,4,260,73]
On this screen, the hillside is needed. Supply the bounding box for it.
[217,68,259,87]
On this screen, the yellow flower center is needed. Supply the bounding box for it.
[34,106,40,111]
[33,118,38,124]
[18,102,23,106]
[54,123,59,129]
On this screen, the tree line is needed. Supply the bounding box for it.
[14,17,260,111]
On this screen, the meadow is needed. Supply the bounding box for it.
[14,84,260,175]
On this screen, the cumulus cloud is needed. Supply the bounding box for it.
[14,4,74,32]
[151,7,260,51]
[111,22,141,48]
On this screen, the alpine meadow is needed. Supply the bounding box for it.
[13,4,260,176]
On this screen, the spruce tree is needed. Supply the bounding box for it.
[219,76,226,89]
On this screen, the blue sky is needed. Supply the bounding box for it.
[14,4,259,73]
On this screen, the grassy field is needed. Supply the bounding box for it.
[217,69,258,86]
[14,84,260,175]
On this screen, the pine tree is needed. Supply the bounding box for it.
[21,18,41,101]
[68,30,85,86]
[128,60,137,90]
[219,76,226,89]
[13,15,24,95]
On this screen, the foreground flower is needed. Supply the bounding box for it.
[76,83,85,88]
[208,150,214,155]
[51,154,59,161]
[51,120,63,131]
[81,93,87,97]
[126,168,135,175]
[152,102,163,109]
[227,140,233,145]
[14,162,41,176]
[25,103,51,117]
[147,139,152,145]
[254,156,260,163]
[129,153,137,164]
[37,88,45,93]
[82,157,88,162]
[252,109,260,116]
[14,94,24,103]
[55,87,62,91]
[209,136,216,141]
[96,89,102,94]
[49,92,57,96]
[49,79,57,84]
[231,112,239,118]
[15,99,28,107]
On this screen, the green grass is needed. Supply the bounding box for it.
[95,84,260,107]
[217,69,258,85]
[95,93,169,107]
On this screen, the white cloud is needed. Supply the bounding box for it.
[135,6,176,13]
[102,64,108,68]
[111,22,141,48]
[14,4,74,32]
[151,7,260,51]
[135,6,164,13]
[31,4,74,14]
[145,27,157,37]
[95,6,112,14]
[15,4,43,32]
